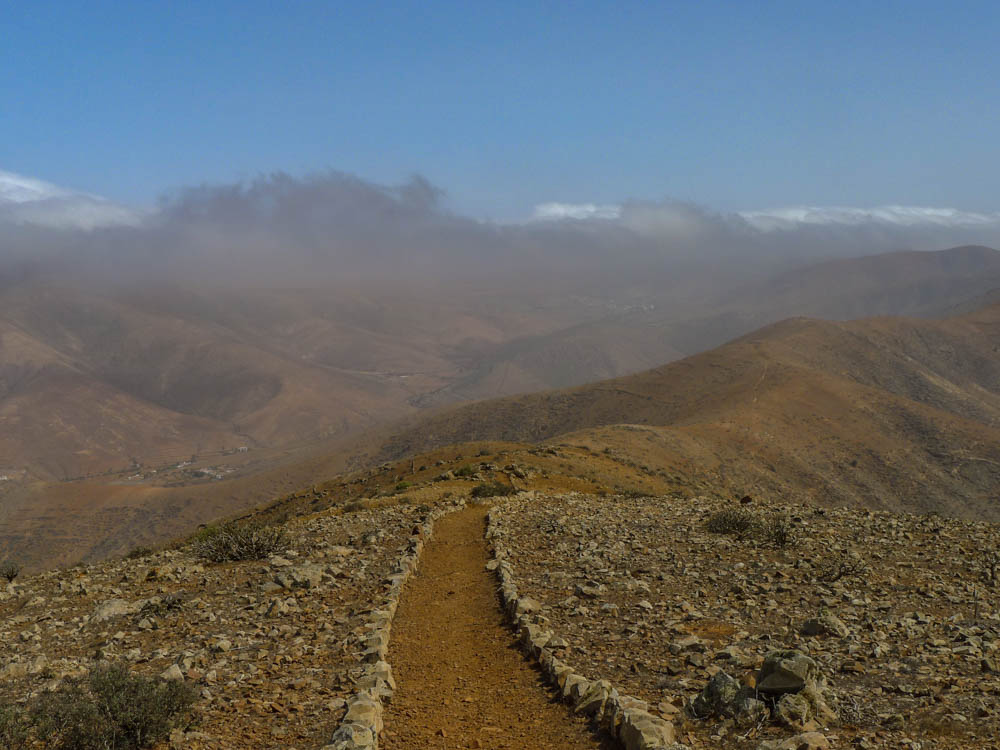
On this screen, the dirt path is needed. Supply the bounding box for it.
[382,504,612,750]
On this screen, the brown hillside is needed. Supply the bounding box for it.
[374,303,1000,520]
[4,246,999,480]
[4,250,1000,570]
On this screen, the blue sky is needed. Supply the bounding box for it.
[3,1,999,219]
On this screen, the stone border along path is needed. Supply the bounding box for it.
[324,499,468,750]
[380,500,614,749]
[487,494,689,750]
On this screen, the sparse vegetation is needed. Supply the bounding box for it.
[138,593,183,618]
[30,663,196,750]
[0,702,31,750]
[0,560,21,583]
[470,481,516,498]
[705,508,796,547]
[125,546,153,560]
[393,481,412,493]
[343,499,370,513]
[454,464,476,478]
[817,550,868,582]
[620,488,648,499]
[705,507,757,539]
[759,512,795,548]
[980,550,1000,587]
[192,521,289,562]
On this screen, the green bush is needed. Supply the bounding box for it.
[31,663,196,750]
[192,521,288,562]
[470,481,516,499]
[454,464,475,478]
[0,702,30,750]
[393,481,412,493]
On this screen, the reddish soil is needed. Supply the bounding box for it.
[382,505,613,750]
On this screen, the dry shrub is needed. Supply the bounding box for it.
[817,550,868,582]
[31,663,196,750]
[705,508,757,538]
[706,508,796,547]
[193,521,288,562]
[470,481,516,498]
[0,560,21,582]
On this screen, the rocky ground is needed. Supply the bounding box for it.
[0,503,427,749]
[490,492,1000,749]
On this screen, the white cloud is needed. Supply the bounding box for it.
[531,201,622,221]
[0,170,71,203]
[739,205,1000,231]
[533,198,1000,232]
[0,169,142,230]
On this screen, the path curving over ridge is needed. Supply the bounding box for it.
[382,504,612,749]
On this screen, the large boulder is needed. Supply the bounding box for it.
[92,598,138,622]
[800,613,849,638]
[619,707,676,749]
[756,650,819,696]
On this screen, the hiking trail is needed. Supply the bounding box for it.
[381,504,612,749]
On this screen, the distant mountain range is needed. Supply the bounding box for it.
[0,245,998,482]
[1,244,999,569]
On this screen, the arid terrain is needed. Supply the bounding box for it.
[9,8,1000,749]
[3,246,998,482]
[375,299,1000,521]
[1,445,997,749]
[2,246,999,570]
[491,491,1000,749]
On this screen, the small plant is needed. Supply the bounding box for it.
[620,488,647,499]
[0,561,21,583]
[980,550,1000,587]
[189,524,219,545]
[817,551,868,583]
[470,481,516,499]
[705,508,757,539]
[138,593,183,618]
[343,499,370,513]
[31,663,196,750]
[125,546,153,560]
[393,481,412,493]
[759,512,796,548]
[192,521,289,562]
[0,702,31,750]
[454,464,476,478]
